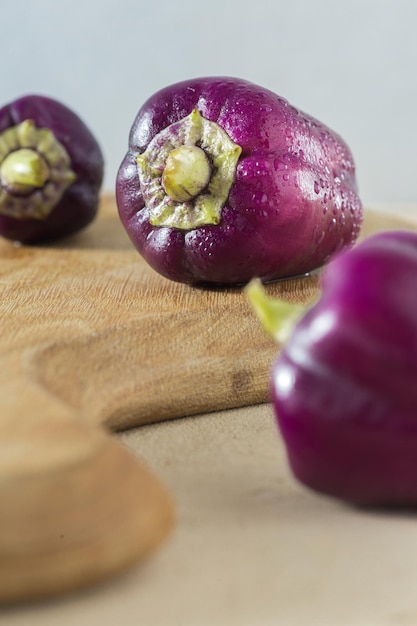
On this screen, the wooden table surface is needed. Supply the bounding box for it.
[3,199,417,624]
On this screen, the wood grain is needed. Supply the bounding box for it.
[0,195,415,603]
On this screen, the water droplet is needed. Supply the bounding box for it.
[323,206,328,215]
[323,193,328,203]
[283,173,290,182]
[314,181,320,195]
[315,231,325,245]
[274,158,288,172]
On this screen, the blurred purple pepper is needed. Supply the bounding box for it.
[0,95,103,243]
[116,76,362,285]
[247,230,417,506]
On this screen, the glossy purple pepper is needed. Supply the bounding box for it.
[248,230,417,506]
[116,76,362,285]
[0,94,104,243]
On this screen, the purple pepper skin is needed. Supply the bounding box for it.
[116,77,362,285]
[0,95,103,243]
[272,230,417,507]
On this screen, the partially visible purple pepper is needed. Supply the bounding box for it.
[0,94,104,243]
[116,76,363,285]
[247,230,417,507]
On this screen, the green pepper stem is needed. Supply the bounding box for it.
[245,278,308,344]
[0,148,50,195]
[162,144,211,203]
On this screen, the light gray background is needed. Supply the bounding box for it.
[2,0,417,205]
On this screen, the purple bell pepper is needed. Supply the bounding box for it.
[0,95,104,243]
[247,230,417,507]
[116,76,363,285]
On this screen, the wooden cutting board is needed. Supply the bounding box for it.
[0,195,415,603]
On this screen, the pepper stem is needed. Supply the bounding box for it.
[245,279,307,344]
[0,148,50,195]
[162,144,211,203]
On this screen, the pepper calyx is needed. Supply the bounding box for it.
[0,119,76,220]
[136,109,242,230]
